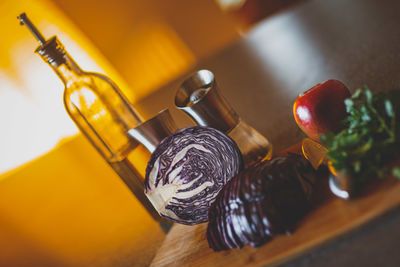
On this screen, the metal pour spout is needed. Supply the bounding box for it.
[18,12,67,67]
[18,13,47,45]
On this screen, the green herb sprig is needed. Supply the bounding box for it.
[321,86,400,185]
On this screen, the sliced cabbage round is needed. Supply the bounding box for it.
[144,126,243,225]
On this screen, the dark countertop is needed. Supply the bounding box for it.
[137,0,400,265]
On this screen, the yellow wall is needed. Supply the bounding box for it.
[52,0,239,100]
[0,135,164,266]
[0,0,143,174]
[0,1,167,265]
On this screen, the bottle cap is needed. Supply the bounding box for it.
[35,37,66,67]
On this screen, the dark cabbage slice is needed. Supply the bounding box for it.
[207,154,316,251]
[144,126,243,225]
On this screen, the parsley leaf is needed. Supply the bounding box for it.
[321,86,400,186]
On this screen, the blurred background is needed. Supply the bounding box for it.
[0,0,300,266]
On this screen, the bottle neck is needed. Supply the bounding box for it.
[50,53,84,87]
[36,36,84,87]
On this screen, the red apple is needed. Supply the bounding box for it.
[293,79,351,140]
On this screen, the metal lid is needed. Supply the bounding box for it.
[127,109,177,153]
[175,69,239,133]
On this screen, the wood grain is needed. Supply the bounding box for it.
[150,145,400,267]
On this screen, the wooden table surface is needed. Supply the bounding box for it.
[149,157,400,267]
[137,0,400,266]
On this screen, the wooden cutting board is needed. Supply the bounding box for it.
[150,145,400,267]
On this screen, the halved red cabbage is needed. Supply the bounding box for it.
[207,154,316,251]
[144,126,243,225]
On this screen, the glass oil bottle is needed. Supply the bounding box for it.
[17,13,162,222]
